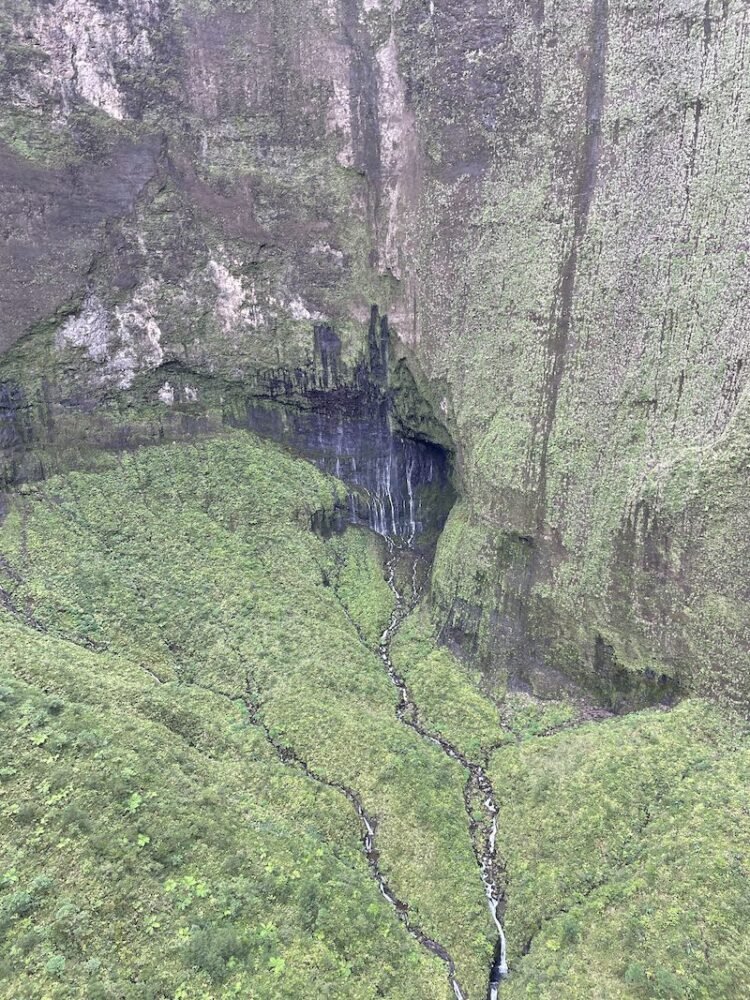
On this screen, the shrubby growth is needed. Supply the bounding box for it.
[0,433,489,998]
[1,433,748,998]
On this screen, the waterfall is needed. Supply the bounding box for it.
[406,457,417,543]
[243,389,453,543]
[353,438,441,542]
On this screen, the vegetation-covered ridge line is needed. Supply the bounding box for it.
[516,737,740,964]
[377,542,509,998]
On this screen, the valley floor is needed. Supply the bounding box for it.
[0,433,748,999]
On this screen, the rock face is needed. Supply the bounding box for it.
[1,0,749,707]
[237,312,456,544]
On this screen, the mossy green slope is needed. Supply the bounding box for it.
[0,433,494,998]
[383,568,750,998]
[1,431,749,999]
[490,701,750,999]
[1,627,445,999]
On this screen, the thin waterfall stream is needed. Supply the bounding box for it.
[378,538,509,999]
[155,506,506,997]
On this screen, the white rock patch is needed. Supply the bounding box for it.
[208,260,264,332]
[29,0,158,119]
[57,289,164,389]
[57,297,112,360]
[158,381,175,405]
[311,242,345,266]
[287,297,324,322]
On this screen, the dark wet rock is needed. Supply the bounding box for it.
[238,312,456,544]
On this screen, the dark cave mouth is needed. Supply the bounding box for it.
[234,309,459,548]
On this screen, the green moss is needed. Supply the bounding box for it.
[391,605,505,760]
[389,356,456,454]
[0,627,448,999]
[324,528,394,648]
[0,433,494,997]
[490,700,750,998]
[1,432,749,998]
[390,0,750,709]
[501,692,577,740]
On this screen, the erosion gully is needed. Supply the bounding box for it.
[242,682,466,993]
[379,540,508,999]
[247,535,508,1000]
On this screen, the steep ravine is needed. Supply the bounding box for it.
[167,648,469,996]
[241,526,510,999]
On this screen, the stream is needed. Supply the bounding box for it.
[244,531,508,999]
[378,540,509,999]
[242,681,467,997]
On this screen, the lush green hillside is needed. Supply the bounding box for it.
[1,0,749,993]
[1,433,748,999]
[0,434,492,998]
[2,0,749,707]
[1,628,445,999]
[491,702,750,999]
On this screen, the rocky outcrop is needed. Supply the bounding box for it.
[1,0,749,707]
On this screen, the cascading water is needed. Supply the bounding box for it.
[238,313,503,990]
[245,397,452,542]
[405,456,417,544]
[325,412,447,541]
[375,537,510,999]
[240,311,454,544]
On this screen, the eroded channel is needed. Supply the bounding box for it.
[241,677,467,998]
[242,529,510,998]
[146,516,508,997]
[377,540,509,999]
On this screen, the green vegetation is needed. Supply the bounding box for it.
[1,431,749,999]
[1,631,444,999]
[0,433,493,998]
[391,605,506,759]
[391,604,582,760]
[490,702,750,998]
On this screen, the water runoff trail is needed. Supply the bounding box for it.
[242,681,467,996]
[244,520,508,998]
[378,538,509,999]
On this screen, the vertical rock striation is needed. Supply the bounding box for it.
[1,0,749,705]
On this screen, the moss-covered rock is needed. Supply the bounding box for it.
[1,0,749,707]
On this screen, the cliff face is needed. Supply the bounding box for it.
[1,0,749,706]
